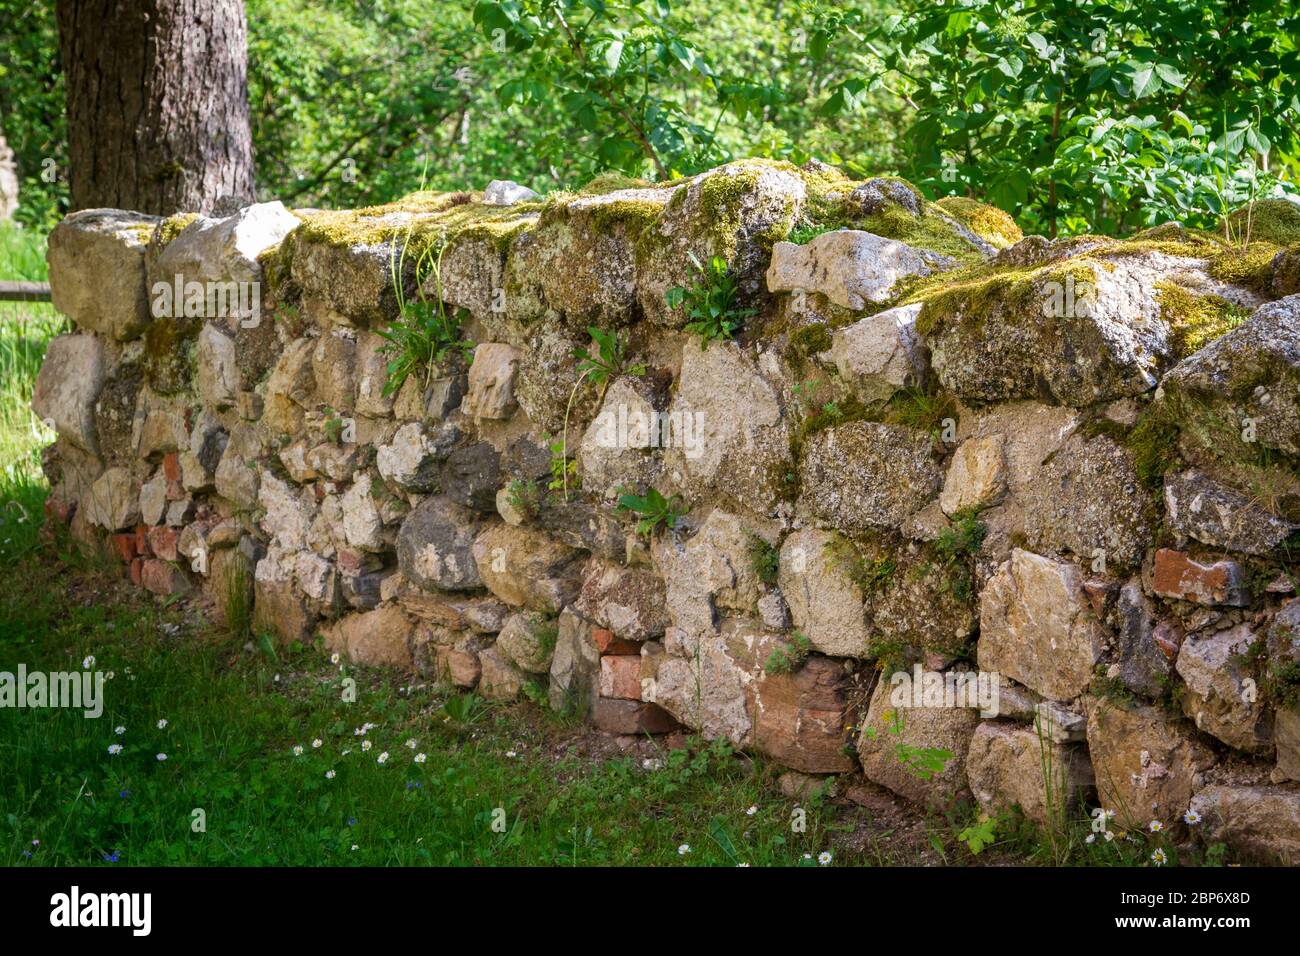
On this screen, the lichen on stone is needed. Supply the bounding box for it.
[934,195,1024,250]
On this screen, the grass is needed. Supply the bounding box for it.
[0,550,857,866]
[0,223,64,566]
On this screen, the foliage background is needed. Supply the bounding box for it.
[1,0,1297,235]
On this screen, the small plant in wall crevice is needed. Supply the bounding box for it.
[665,252,756,349]
[616,486,687,537]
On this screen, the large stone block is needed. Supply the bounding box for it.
[978,550,1104,701]
[31,334,105,456]
[48,208,157,340]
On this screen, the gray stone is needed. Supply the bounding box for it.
[31,334,105,456]
[800,421,942,534]
[1164,468,1294,556]
[396,496,483,591]
[48,209,157,340]
[1176,623,1272,754]
[768,230,954,309]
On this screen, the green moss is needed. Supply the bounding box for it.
[1273,245,1300,296]
[934,196,1023,250]
[1207,241,1282,296]
[1155,281,1251,359]
[788,321,832,359]
[1124,403,1182,489]
[155,212,200,247]
[296,190,539,257]
[855,204,984,263]
[142,314,200,395]
[1223,199,1300,246]
[577,171,655,195]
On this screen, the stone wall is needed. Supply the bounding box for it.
[32,160,1300,862]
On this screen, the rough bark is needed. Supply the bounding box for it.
[56,0,255,215]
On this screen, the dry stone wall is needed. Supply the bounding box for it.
[32,159,1300,862]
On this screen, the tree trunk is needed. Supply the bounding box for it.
[56,0,255,215]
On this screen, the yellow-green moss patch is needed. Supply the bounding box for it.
[934,196,1023,250]
[1155,281,1251,359]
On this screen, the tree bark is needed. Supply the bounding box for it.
[56,0,255,215]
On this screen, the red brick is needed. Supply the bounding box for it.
[592,699,679,735]
[1153,549,1248,607]
[591,627,641,656]
[141,559,189,597]
[129,558,144,586]
[134,524,150,555]
[44,497,74,525]
[162,452,181,482]
[166,479,186,501]
[599,655,642,700]
[110,533,137,562]
[147,526,180,562]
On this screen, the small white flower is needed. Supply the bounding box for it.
[156,753,167,761]
[818,851,832,866]
[746,805,758,816]
[803,853,812,860]
[312,738,322,749]
[114,726,125,735]
[506,750,517,758]
[377,751,389,765]
[330,653,341,665]
[1085,834,1096,844]
[292,745,304,756]
[325,770,336,779]
[105,671,115,680]
[642,758,663,771]
[1183,809,1202,826]
[156,718,168,729]
[341,749,352,756]
[678,844,691,855]
[414,753,427,764]
[1148,819,1163,833]
[361,740,373,752]
[1103,831,1115,842]
[736,862,749,867]
[350,844,358,851]
[107,744,123,755]
[82,655,95,669]
[1151,848,1167,866]
[404,738,417,750]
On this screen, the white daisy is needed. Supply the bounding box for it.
[1183,809,1201,826]
[414,753,427,764]
[312,739,322,749]
[746,805,758,816]
[404,738,417,749]
[1151,848,1167,866]
[156,753,167,761]
[82,655,95,669]
[292,745,304,756]
[818,851,832,866]
[361,740,373,752]
[325,770,336,779]
[156,718,168,729]
[678,844,691,855]
[107,744,123,755]
[114,726,125,735]
[1148,820,1163,833]
[377,751,389,765]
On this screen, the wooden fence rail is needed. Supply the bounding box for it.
[0,281,53,304]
